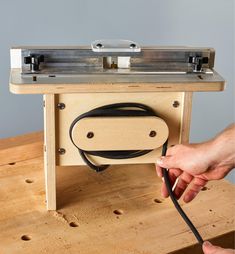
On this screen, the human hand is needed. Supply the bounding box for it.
[156,142,219,202]
[203,241,235,254]
[155,124,235,202]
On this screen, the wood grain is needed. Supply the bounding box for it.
[10,69,225,94]
[71,116,169,151]
[180,92,193,144]
[0,131,43,166]
[56,92,183,166]
[43,95,56,210]
[0,132,234,253]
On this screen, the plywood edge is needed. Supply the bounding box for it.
[0,131,43,165]
[10,69,225,94]
[180,92,193,144]
[43,94,56,210]
[9,82,23,94]
[9,82,226,94]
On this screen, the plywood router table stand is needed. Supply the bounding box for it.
[10,40,225,213]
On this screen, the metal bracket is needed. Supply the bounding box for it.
[91,39,141,53]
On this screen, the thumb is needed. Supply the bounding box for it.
[202,241,222,254]
[156,155,177,169]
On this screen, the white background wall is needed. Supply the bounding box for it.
[0,0,234,181]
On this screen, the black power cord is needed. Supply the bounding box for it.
[162,140,204,245]
[69,103,156,172]
[69,102,204,245]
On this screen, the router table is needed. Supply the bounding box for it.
[10,40,225,212]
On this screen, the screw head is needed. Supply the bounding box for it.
[57,103,65,110]
[173,101,180,108]
[149,130,157,137]
[130,43,136,49]
[58,148,66,155]
[96,43,103,48]
[87,132,94,139]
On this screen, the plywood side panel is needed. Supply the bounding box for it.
[43,94,56,210]
[180,92,193,144]
[56,92,184,166]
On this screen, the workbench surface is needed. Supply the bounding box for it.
[0,132,234,254]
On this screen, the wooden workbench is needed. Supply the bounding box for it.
[0,132,234,254]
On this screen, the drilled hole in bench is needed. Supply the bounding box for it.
[8,162,15,165]
[154,198,162,203]
[201,187,208,191]
[113,209,123,215]
[21,235,31,241]
[25,179,34,184]
[69,222,79,227]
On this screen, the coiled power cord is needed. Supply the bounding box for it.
[69,103,155,172]
[69,102,203,245]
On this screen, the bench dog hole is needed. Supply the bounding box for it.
[8,162,16,165]
[21,235,31,241]
[113,209,123,215]
[154,198,162,203]
[69,222,79,227]
[25,179,34,184]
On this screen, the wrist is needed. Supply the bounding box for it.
[208,130,235,172]
[199,140,216,168]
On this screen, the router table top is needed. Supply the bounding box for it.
[10,45,225,94]
[10,69,225,94]
[0,132,234,254]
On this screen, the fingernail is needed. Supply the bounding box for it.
[156,158,164,165]
[203,241,212,248]
[184,193,190,202]
[161,192,168,198]
[184,195,190,203]
[185,192,197,203]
